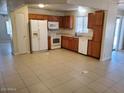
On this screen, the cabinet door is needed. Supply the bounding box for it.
[61,36,69,49]
[29,14,37,20]
[48,16,59,21]
[95,11,104,26]
[88,40,92,56]
[92,42,101,58]
[68,16,74,29]
[88,13,94,29]
[73,38,79,52]
[48,36,51,50]
[61,36,65,48]
[59,16,64,28]
[93,26,103,42]
[68,37,73,50]
[63,16,74,29]
[43,15,48,20]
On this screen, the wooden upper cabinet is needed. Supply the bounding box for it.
[48,16,59,21]
[95,11,104,26]
[43,15,48,20]
[88,13,95,29]
[29,14,47,20]
[29,14,74,29]
[63,16,74,29]
[58,16,64,28]
[29,14,37,20]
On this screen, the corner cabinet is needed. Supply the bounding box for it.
[87,10,105,59]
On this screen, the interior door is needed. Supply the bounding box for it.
[30,20,39,51]
[15,13,27,54]
[38,20,48,50]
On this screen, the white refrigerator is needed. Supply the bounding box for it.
[30,20,48,52]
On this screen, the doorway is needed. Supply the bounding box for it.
[113,17,124,51]
[113,17,121,51]
[0,15,12,55]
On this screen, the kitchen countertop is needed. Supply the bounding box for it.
[61,35,93,40]
[48,34,93,40]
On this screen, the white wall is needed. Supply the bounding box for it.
[28,7,65,16]
[67,0,111,10]
[100,2,118,61]
[0,0,8,14]
[10,6,30,55]
[118,10,124,16]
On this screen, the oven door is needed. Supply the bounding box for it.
[52,38,60,45]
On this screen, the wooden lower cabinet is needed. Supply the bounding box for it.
[61,36,78,52]
[73,38,79,52]
[48,36,51,50]
[93,26,103,42]
[88,40,92,56]
[88,40,101,59]
[92,42,101,58]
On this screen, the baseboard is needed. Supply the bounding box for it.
[100,57,111,62]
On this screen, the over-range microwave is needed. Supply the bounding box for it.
[48,21,59,30]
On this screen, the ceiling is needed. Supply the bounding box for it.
[0,0,8,15]
[118,0,124,10]
[2,0,124,14]
[28,4,91,11]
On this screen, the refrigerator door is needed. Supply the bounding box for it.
[38,20,48,50]
[30,20,40,51]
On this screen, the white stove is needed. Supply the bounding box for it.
[51,35,61,49]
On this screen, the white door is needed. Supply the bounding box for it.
[38,20,48,51]
[30,20,39,51]
[15,14,27,54]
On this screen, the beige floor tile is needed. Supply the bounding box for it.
[20,73,41,86]
[88,81,109,93]
[7,88,29,93]
[51,79,85,93]
[73,86,96,93]
[4,75,26,90]
[28,82,51,93]
[1,43,124,93]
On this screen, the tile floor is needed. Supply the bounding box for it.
[0,42,124,93]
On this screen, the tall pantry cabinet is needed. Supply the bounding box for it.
[88,11,104,59]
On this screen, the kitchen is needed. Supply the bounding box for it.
[1,1,123,93]
[10,4,104,59]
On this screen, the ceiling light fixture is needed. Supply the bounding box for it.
[38,4,45,8]
[78,6,86,13]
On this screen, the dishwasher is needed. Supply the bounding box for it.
[78,38,88,55]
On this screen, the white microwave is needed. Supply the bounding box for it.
[48,21,59,30]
